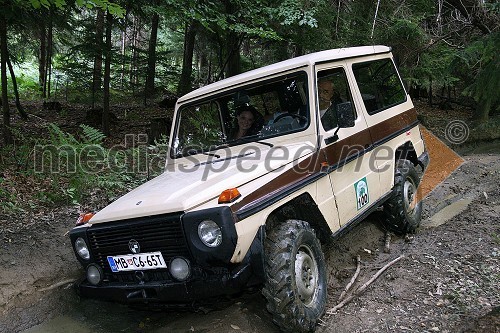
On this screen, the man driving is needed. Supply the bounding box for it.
[318,78,342,131]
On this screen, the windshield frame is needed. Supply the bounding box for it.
[170,70,311,159]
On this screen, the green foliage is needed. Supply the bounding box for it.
[406,45,459,92]
[485,1,500,13]
[459,32,500,107]
[14,73,40,99]
[35,124,102,203]
[36,124,151,206]
[21,0,125,17]
[47,122,78,145]
[80,124,106,144]
[0,178,26,214]
[274,0,318,28]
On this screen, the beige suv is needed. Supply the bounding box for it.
[70,46,428,333]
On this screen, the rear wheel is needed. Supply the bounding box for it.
[262,220,327,333]
[382,159,422,234]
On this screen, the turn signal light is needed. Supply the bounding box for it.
[218,188,241,204]
[76,212,95,226]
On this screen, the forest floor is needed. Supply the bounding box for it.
[0,99,499,333]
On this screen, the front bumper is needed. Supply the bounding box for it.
[78,262,253,304]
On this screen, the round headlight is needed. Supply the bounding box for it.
[169,257,191,281]
[198,220,222,248]
[75,237,90,260]
[86,264,102,285]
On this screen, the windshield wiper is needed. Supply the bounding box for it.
[181,149,220,159]
[255,140,274,147]
[202,151,221,158]
[227,136,274,148]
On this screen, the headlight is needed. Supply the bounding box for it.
[198,220,222,247]
[86,264,102,285]
[75,237,90,260]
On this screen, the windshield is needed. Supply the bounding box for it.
[172,72,309,158]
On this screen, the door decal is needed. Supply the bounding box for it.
[355,177,369,210]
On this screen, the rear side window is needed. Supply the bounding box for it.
[352,58,406,115]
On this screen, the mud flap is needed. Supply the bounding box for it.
[245,226,265,286]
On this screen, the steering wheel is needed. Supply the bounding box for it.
[272,113,308,124]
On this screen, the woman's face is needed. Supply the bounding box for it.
[237,110,255,130]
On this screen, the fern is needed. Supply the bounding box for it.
[47,123,78,145]
[80,124,106,144]
[39,123,146,205]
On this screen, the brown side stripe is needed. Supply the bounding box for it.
[371,108,418,144]
[230,150,328,214]
[231,108,419,220]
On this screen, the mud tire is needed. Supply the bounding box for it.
[262,220,327,333]
[383,159,422,234]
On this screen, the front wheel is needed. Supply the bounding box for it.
[382,159,422,234]
[262,220,327,333]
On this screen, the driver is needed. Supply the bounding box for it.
[318,79,342,131]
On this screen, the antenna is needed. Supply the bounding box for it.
[371,0,381,42]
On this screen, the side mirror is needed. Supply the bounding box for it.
[337,102,355,128]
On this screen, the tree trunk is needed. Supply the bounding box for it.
[144,11,160,102]
[225,30,241,78]
[102,11,112,136]
[275,40,289,62]
[92,9,104,109]
[38,19,46,98]
[219,0,241,79]
[44,11,53,99]
[0,14,13,144]
[474,98,490,124]
[198,50,209,84]
[428,77,433,106]
[6,51,28,120]
[177,20,197,96]
[130,15,139,93]
[120,20,126,89]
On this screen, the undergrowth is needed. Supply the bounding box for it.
[0,123,164,215]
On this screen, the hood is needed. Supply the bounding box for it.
[89,142,315,224]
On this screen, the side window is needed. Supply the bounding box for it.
[352,58,406,114]
[317,68,356,132]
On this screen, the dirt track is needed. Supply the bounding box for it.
[0,149,499,332]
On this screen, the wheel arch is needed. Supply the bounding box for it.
[395,141,419,166]
[265,192,331,244]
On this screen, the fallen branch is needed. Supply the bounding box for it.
[338,255,361,302]
[38,278,76,292]
[327,255,405,314]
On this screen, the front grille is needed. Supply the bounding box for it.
[87,213,190,281]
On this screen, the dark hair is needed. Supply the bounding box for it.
[231,105,263,139]
[235,105,258,118]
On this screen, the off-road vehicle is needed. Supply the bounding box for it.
[70,45,429,332]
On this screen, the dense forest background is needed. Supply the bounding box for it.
[0,0,498,212]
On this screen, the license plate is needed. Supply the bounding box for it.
[107,251,167,272]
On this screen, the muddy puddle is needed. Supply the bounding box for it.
[22,290,278,333]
